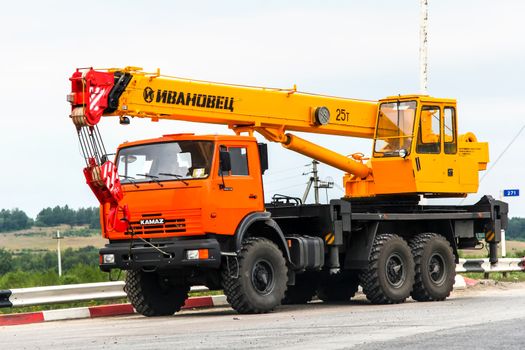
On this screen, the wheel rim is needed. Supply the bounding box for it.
[385,253,406,288]
[428,252,446,286]
[251,259,275,295]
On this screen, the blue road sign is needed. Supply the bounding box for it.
[503,189,520,197]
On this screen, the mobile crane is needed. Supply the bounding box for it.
[68,67,507,316]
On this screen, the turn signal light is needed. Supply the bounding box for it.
[198,249,209,259]
[186,249,209,260]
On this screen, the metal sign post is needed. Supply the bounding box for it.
[500,189,519,257]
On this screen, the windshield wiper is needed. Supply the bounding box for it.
[136,173,164,187]
[118,175,140,188]
[158,173,189,186]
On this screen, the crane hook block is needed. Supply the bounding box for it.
[107,204,130,233]
[83,160,124,206]
[69,69,115,127]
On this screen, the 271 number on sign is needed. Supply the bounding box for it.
[503,189,519,197]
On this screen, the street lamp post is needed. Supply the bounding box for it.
[53,230,63,276]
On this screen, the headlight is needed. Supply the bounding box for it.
[103,254,115,264]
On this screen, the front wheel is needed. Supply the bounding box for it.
[124,270,189,316]
[360,234,415,304]
[410,233,456,301]
[222,237,288,314]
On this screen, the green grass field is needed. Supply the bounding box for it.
[2,225,524,257]
[459,240,525,258]
[0,225,105,252]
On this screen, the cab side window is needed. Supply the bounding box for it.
[416,106,441,154]
[230,147,249,175]
[444,107,457,154]
[220,146,249,176]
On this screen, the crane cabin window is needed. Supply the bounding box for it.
[117,141,214,183]
[444,107,457,154]
[416,106,441,154]
[374,101,417,157]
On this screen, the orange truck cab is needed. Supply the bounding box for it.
[100,134,271,272]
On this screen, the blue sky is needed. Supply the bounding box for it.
[0,0,524,217]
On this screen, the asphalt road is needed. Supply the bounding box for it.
[2,282,525,350]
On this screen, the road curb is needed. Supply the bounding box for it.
[463,276,480,287]
[453,275,467,289]
[0,295,228,327]
[0,279,471,327]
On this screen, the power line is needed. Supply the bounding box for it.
[479,124,525,184]
[332,182,345,194]
[265,183,306,192]
[460,123,525,205]
[264,173,306,185]
[264,164,307,176]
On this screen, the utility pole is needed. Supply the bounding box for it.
[420,0,429,94]
[313,160,320,204]
[302,160,319,203]
[302,160,333,204]
[53,230,63,276]
[319,176,334,204]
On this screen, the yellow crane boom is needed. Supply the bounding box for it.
[69,66,488,198]
[70,67,378,178]
[102,68,378,138]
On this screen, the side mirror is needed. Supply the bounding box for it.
[398,149,408,159]
[219,149,231,172]
[258,143,269,174]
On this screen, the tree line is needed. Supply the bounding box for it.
[35,206,100,228]
[0,209,33,232]
[506,217,525,241]
[0,206,100,232]
[0,246,112,290]
[2,206,525,241]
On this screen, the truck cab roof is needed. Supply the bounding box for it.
[118,133,258,149]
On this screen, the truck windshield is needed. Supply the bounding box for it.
[373,101,417,157]
[117,141,214,184]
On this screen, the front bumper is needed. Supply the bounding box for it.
[99,238,222,272]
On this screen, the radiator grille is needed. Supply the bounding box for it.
[126,210,202,236]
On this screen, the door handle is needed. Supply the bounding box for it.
[249,194,257,199]
[415,157,421,171]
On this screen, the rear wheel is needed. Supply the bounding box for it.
[222,237,288,314]
[360,234,415,304]
[317,271,359,302]
[124,270,189,316]
[410,233,456,301]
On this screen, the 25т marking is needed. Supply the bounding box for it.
[336,108,350,122]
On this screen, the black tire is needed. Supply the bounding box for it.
[222,237,288,314]
[282,272,318,305]
[410,233,456,302]
[360,234,415,304]
[124,270,189,317]
[317,271,359,302]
